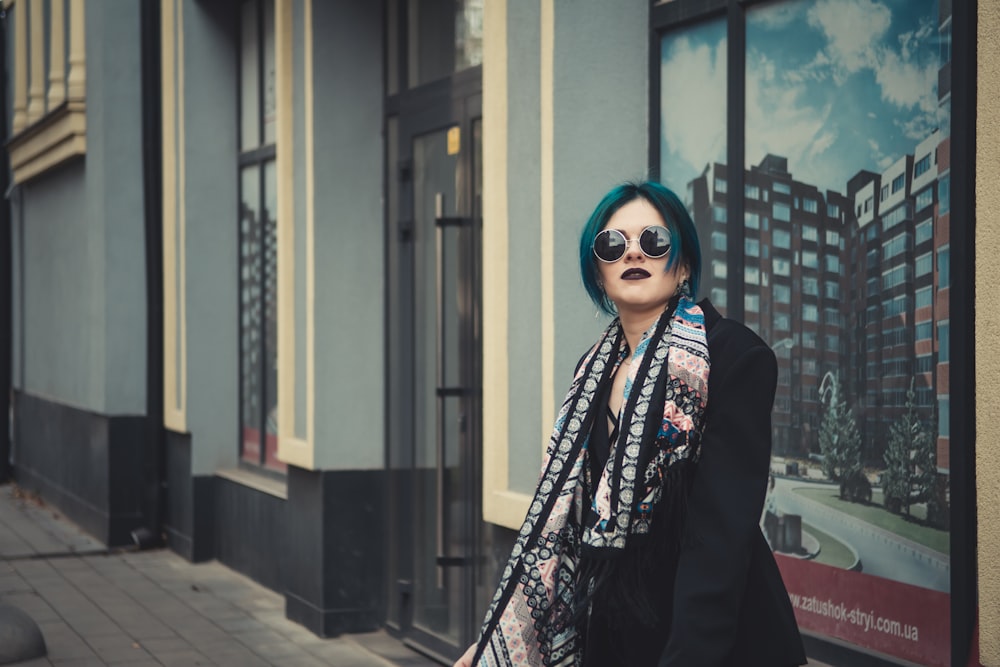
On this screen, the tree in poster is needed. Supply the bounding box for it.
[817,373,868,502]
[883,379,936,517]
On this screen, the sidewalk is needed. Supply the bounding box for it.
[0,484,438,666]
[0,483,839,667]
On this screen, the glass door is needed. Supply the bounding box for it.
[387,94,482,663]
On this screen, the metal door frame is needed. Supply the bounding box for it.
[385,68,483,664]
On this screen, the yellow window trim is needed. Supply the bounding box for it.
[7,101,86,185]
[481,0,535,530]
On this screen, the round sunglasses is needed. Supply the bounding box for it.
[592,226,672,263]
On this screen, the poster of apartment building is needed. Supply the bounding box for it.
[660,1,951,664]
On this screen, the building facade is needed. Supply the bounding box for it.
[2,0,997,665]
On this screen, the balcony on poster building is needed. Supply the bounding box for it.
[5,0,87,185]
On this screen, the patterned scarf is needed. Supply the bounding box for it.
[472,296,710,667]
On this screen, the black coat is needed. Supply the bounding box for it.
[583,300,806,667]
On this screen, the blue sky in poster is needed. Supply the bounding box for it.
[660,0,941,194]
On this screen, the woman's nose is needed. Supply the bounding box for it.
[622,237,644,259]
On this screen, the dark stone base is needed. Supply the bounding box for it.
[12,390,152,547]
[163,430,214,562]
[283,466,386,638]
[162,435,387,637]
[214,475,285,592]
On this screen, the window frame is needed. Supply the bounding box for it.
[237,0,284,474]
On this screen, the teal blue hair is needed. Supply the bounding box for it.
[580,181,702,316]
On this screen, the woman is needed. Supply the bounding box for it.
[456,181,806,666]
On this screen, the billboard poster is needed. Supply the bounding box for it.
[661,1,951,664]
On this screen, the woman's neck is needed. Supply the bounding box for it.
[618,296,682,354]
[618,309,662,355]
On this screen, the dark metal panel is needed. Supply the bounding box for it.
[948,0,977,664]
[12,391,150,547]
[213,476,285,593]
[284,467,387,637]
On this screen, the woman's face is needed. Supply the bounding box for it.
[597,198,688,317]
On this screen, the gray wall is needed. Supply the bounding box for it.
[181,0,240,475]
[504,0,649,493]
[311,1,385,471]
[13,1,147,417]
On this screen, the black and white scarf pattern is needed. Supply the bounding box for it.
[473,296,711,666]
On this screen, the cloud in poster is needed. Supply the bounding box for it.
[806,0,891,75]
[805,0,938,121]
[742,0,939,190]
[659,34,726,189]
[745,52,842,191]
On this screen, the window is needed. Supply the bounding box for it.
[891,173,905,193]
[745,293,760,312]
[745,266,760,285]
[883,294,912,318]
[882,231,911,261]
[773,181,791,195]
[802,331,817,349]
[880,184,890,201]
[915,252,933,277]
[803,198,818,213]
[239,0,282,471]
[774,284,791,303]
[801,225,818,242]
[866,276,879,297]
[915,355,933,373]
[773,313,790,330]
[711,231,727,252]
[938,320,951,364]
[714,204,727,223]
[865,222,879,242]
[392,0,483,91]
[866,248,879,270]
[881,203,911,231]
[915,218,933,244]
[915,154,932,177]
[824,280,839,299]
[710,287,727,309]
[803,277,819,296]
[938,174,950,214]
[938,245,950,288]
[882,264,912,290]
[915,187,934,211]
[745,238,759,257]
[713,260,727,279]
[916,320,933,340]
[825,230,840,246]
[745,212,760,229]
[827,203,840,218]
[802,304,818,322]
[773,229,791,249]
[824,307,840,326]
[825,334,840,351]
[715,177,728,193]
[801,251,818,269]
[916,286,933,309]
[773,203,791,222]
[939,396,950,439]
[745,184,759,199]
[772,257,791,277]
[824,255,840,273]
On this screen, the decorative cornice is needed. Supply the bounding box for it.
[6,100,86,184]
